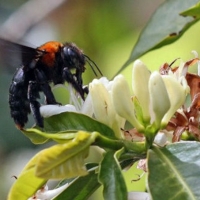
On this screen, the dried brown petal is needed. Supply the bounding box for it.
[172,126,186,142]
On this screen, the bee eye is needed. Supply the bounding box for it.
[64,47,76,57]
[63,46,77,66]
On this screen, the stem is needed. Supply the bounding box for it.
[145,135,154,149]
[93,134,124,150]
[123,140,146,154]
[93,132,147,156]
[119,152,146,162]
[144,125,159,150]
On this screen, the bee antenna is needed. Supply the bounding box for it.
[84,54,103,77]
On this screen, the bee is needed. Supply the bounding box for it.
[0,39,102,129]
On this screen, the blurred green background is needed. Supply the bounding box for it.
[0,0,200,199]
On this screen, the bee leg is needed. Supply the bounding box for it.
[34,69,60,105]
[27,81,44,128]
[75,69,89,95]
[63,67,85,100]
[83,86,89,94]
[40,83,60,105]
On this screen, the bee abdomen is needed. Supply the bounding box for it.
[9,68,30,129]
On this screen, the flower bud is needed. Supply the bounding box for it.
[132,60,151,123]
[149,72,170,128]
[112,75,144,132]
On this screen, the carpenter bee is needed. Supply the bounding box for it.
[0,39,102,129]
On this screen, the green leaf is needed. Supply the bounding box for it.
[35,131,96,179]
[21,128,50,144]
[22,128,77,144]
[117,0,200,74]
[53,165,101,200]
[147,142,200,200]
[181,2,200,18]
[43,112,116,139]
[99,149,127,200]
[21,112,116,144]
[8,153,47,200]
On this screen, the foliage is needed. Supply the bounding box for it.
[8,1,200,200]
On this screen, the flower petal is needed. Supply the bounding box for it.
[89,79,115,127]
[80,93,93,117]
[40,105,77,118]
[89,78,125,138]
[161,75,187,127]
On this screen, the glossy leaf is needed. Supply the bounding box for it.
[118,0,200,74]
[180,2,200,18]
[21,128,49,144]
[147,142,200,200]
[99,149,127,200]
[22,128,76,144]
[21,112,116,144]
[43,112,116,139]
[53,166,100,200]
[8,153,47,200]
[35,131,96,179]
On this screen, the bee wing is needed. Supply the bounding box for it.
[0,38,44,71]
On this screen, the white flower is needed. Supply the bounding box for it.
[148,71,171,128]
[88,77,126,139]
[111,75,144,132]
[40,77,126,139]
[161,74,188,127]
[132,60,151,123]
[112,59,189,135]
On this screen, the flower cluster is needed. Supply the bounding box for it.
[88,59,192,145]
